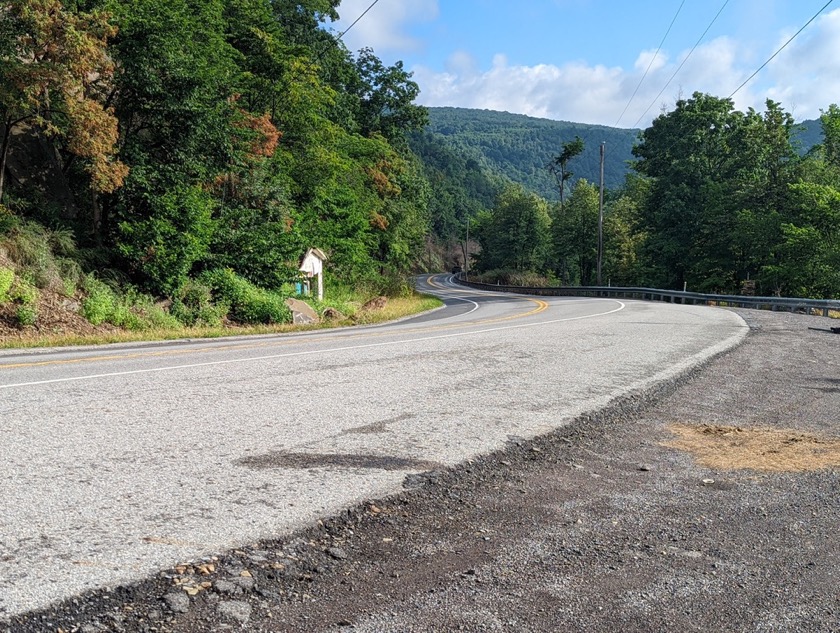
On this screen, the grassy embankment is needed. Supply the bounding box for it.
[0,222,442,350]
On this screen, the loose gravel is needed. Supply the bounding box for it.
[2,309,838,633]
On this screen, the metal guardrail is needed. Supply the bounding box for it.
[453,275,840,318]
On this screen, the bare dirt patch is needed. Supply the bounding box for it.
[664,423,840,472]
[0,289,114,341]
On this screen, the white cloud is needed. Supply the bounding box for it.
[764,8,840,119]
[333,0,438,54]
[411,8,840,127]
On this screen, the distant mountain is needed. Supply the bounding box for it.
[425,107,640,200]
[422,107,825,201]
[794,119,822,154]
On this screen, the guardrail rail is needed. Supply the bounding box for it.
[453,275,840,318]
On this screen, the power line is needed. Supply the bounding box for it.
[633,0,731,128]
[728,0,835,99]
[336,0,383,42]
[614,0,686,128]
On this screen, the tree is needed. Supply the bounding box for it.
[548,136,584,208]
[552,179,599,285]
[632,93,791,291]
[820,104,840,170]
[0,0,127,204]
[352,48,428,143]
[474,185,551,272]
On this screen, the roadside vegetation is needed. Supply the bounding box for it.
[466,96,840,300]
[0,0,439,346]
[0,216,439,348]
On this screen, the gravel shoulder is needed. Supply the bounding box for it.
[3,309,839,633]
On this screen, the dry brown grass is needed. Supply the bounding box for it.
[663,424,840,472]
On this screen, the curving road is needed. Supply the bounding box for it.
[0,275,748,618]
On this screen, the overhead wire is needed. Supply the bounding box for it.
[614,0,686,128]
[335,0,383,43]
[312,0,382,63]
[727,0,835,99]
[632,0,731,128]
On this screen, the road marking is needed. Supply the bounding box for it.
[0,301,625,389]
[424,275,481,314]
[0,278,545,371]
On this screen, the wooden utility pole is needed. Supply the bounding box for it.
[464,217,470,278]
[597,141,605,286]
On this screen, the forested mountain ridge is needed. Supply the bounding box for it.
[424,107,639,200]
[422,107,825,202]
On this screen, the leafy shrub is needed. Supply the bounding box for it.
[0,204,17,234]
[171,280,227,327]
[471,269,556,287]
[81,276,118,325]
[120,290,181,330]
[199,268,291,324]
[115,175,215,294]
[16,304,38,326]
[372,270,414,298]
[57,258,83,297]
[9,277,39,326]
[81,278,182,330]
[0,221,82,293]
[0,266,13,303]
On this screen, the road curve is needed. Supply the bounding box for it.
[0,275,748,618]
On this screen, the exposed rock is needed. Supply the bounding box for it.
[285,298,320,325]
[163,591,190,614]
[323,307,347,321]
[361,296,388,311]
[217,600,252,624]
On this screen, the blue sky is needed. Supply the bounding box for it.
[331,0,840,127]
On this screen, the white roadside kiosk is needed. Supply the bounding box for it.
[299,247,327,301]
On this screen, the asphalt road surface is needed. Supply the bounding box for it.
[0,275,747,621]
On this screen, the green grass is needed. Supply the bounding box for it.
[0,292,443,349]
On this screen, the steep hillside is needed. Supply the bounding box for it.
[794,119,823,153]
[423,108,825,201]
[426,107,640,200]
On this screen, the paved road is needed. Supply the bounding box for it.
[0,275,747,619]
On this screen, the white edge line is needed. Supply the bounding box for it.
[0,302,626,390]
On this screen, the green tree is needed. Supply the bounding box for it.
[552,179,599,285]
[632,94,802,293]
[819,104,840,171]
[352,48,428,143]
[548,136,584,208]
[475,185,551,272]
[0,0,127,204]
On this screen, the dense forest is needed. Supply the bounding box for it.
[420,107,824,202]
[1,1,838,339]
[469,95,840,299]
[422,107,640,200]
[0,0,435,331]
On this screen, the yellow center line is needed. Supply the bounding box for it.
[0,284,549,370]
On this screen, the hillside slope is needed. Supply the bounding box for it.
[423,107,824,201]
[426,107,640,200]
